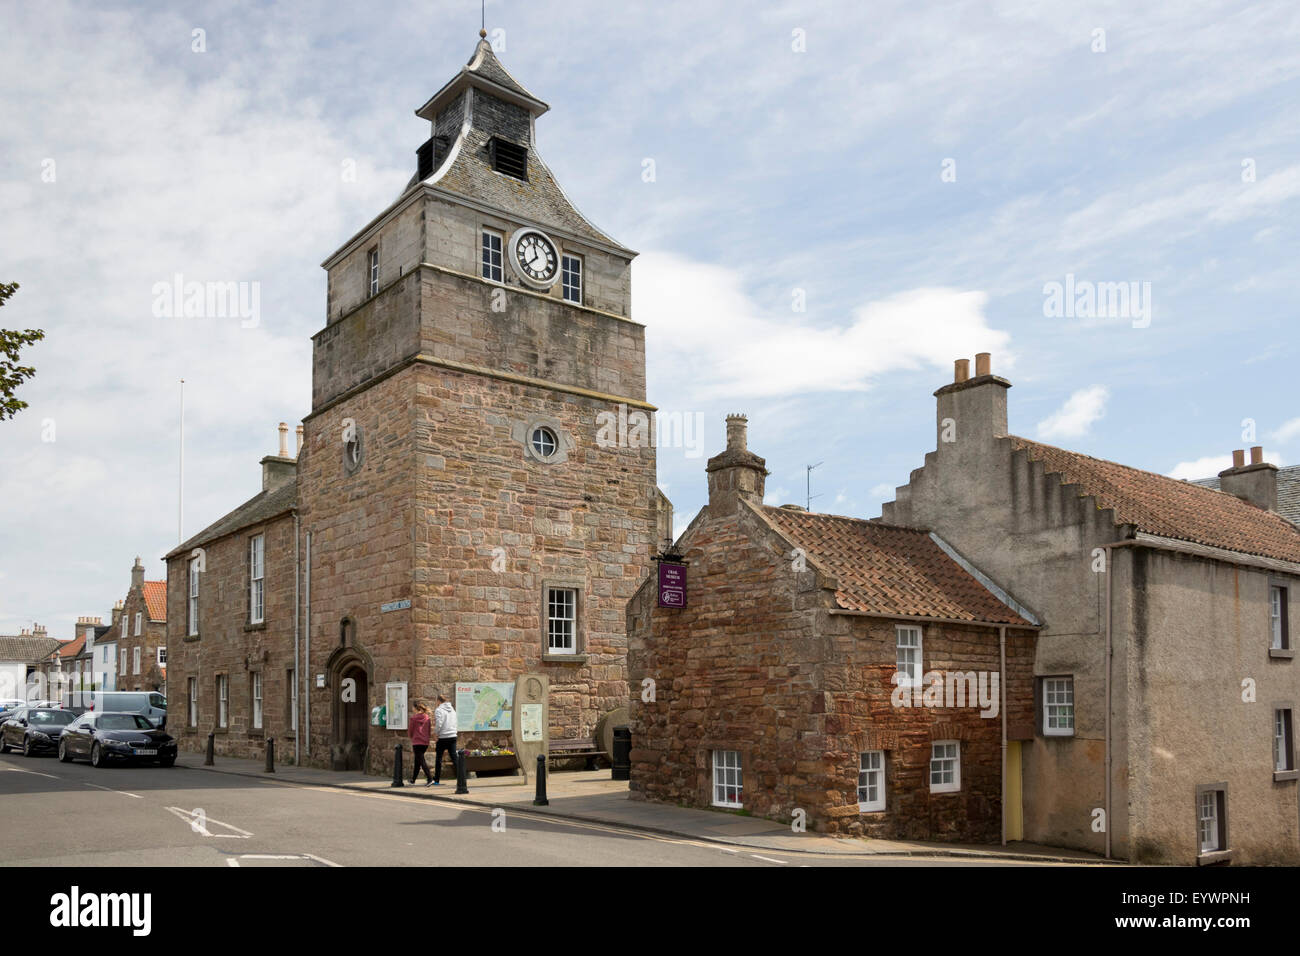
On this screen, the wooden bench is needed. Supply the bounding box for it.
[546,737,607,771]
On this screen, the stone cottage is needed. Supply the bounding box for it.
[165,35,661,773]
[627,416,1039,842]
[883,353,1300,864]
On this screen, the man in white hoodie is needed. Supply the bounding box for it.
[431,694,459,785]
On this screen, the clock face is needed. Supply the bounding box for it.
[511,229,559,286]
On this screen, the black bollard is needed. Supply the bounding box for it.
[264,737,275,773]
[204,732,215,766]
[611,725,631,781]
[454,748,469,794]
[391,744,405,787]
[533,753,549,806]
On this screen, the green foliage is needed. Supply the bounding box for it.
[0,282,45,421]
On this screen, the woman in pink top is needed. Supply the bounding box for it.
[409,700,434,786]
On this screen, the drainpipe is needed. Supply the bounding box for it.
[1000,624,1007,847]
[293,511,300,765]
[1104,544,1114,860]
[305,530,312,757]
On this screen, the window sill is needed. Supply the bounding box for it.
[858,805,885,814]
[183,634,201,643]
[1196,849,1235,866]
[1274,770,1299,782]
[244,622,267,632]
[1269,648,1294,659]
[214,727,229,735]
[542,654,588,665]
[1042,731,1075,739]
[247,729,264,739]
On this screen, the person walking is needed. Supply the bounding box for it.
[409,700,433,786]
[432,694,459,785]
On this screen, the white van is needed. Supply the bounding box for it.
[62,691,167,727]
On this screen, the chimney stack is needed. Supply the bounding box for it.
[935,352,1011,450]
[111,599,123,628]
[131,555,145,589]
[295,424,304,458]
[261,422,298,492]
[706,414,769,516]
[1219,447,1278,512]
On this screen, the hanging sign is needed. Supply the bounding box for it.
[657,562,686,608]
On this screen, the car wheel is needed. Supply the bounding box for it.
[0,735,9,754]
[22,736,33,757]
[90,742,103,767]
[58,740,71,762]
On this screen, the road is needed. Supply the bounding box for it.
[0,751,1056,867]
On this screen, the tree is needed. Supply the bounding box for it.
[0,282,45,421]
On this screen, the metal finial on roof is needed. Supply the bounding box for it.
[479,28,486,38]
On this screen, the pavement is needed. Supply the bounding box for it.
[176,749,1115,864]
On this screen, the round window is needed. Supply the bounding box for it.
[530,426,558,459]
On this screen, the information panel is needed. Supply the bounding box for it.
[454,682,515,731]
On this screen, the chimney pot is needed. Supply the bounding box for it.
[1250,446,1263,465]
[954,359,970,383]
[295,425,304,458]
[975,352,991,376]
[1232,449,1245,468]
[278,422,289,458]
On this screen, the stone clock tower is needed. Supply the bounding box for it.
[298,35,658,770]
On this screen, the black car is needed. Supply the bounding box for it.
[0,707,76,756]
[58,712,178,767]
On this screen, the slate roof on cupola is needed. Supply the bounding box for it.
[409,38,632,255]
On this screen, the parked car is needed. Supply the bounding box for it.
[0,700,25,716]
[0,707,76,756]
[26,700,61,708]
[61,691,167,727]
[58,712,177,767]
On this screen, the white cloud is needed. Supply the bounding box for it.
[1035,386,1109,440]
[1167,451,1287,480]
[638,252,1011,401]
[1272,418,1300,443]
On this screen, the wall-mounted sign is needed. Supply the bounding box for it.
[455,682,515,731]
[381,599,412,613]
[658,562,686,608]
[385,682,408,730]
[315,674,326,689]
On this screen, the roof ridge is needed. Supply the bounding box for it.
[758,504,928,534]
[1009,434,1213,489]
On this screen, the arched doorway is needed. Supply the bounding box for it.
[334,664,369,771]
[327,625,373,772]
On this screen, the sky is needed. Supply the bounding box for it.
[1,0,1298,639]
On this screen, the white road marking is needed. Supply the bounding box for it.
[226,853,342,868]
[164,806,252,838]
[85,783,142,798]
[226,858,240,867]
[6,768,60,779]
[750,854,788,865]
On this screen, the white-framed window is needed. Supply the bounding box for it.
[120,648,127,674]
[157,647,167,666]
[368,247,379,297]
[530,426,558,459]
[930,740,961,793]
[561,254,582,304]
[1275,708,1294,772]
[250,534,265,624]
[546,587,577,654]
[217,674,228,728]
[252,672,263,730]
[1271,585,1288,650]
[1044,677,1075,736]
[481,229,503,283]
[1198,787,1225,854]
[133,612,141,636]
[288,668,298,732]
[188,556,200,637]
[895,625,922,686]
[101,646,109,663]
[132,647,141,675]
[187,677,198,727]
[712,749,743,808]
[858,751,886,812]
[120,614,126,640]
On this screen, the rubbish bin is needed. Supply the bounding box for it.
[611,725,631,781]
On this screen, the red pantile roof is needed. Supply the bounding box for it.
[143,581,167,622]
[55,635,85,660]
[1010,437,1300,564]
[757,505,1034,626]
